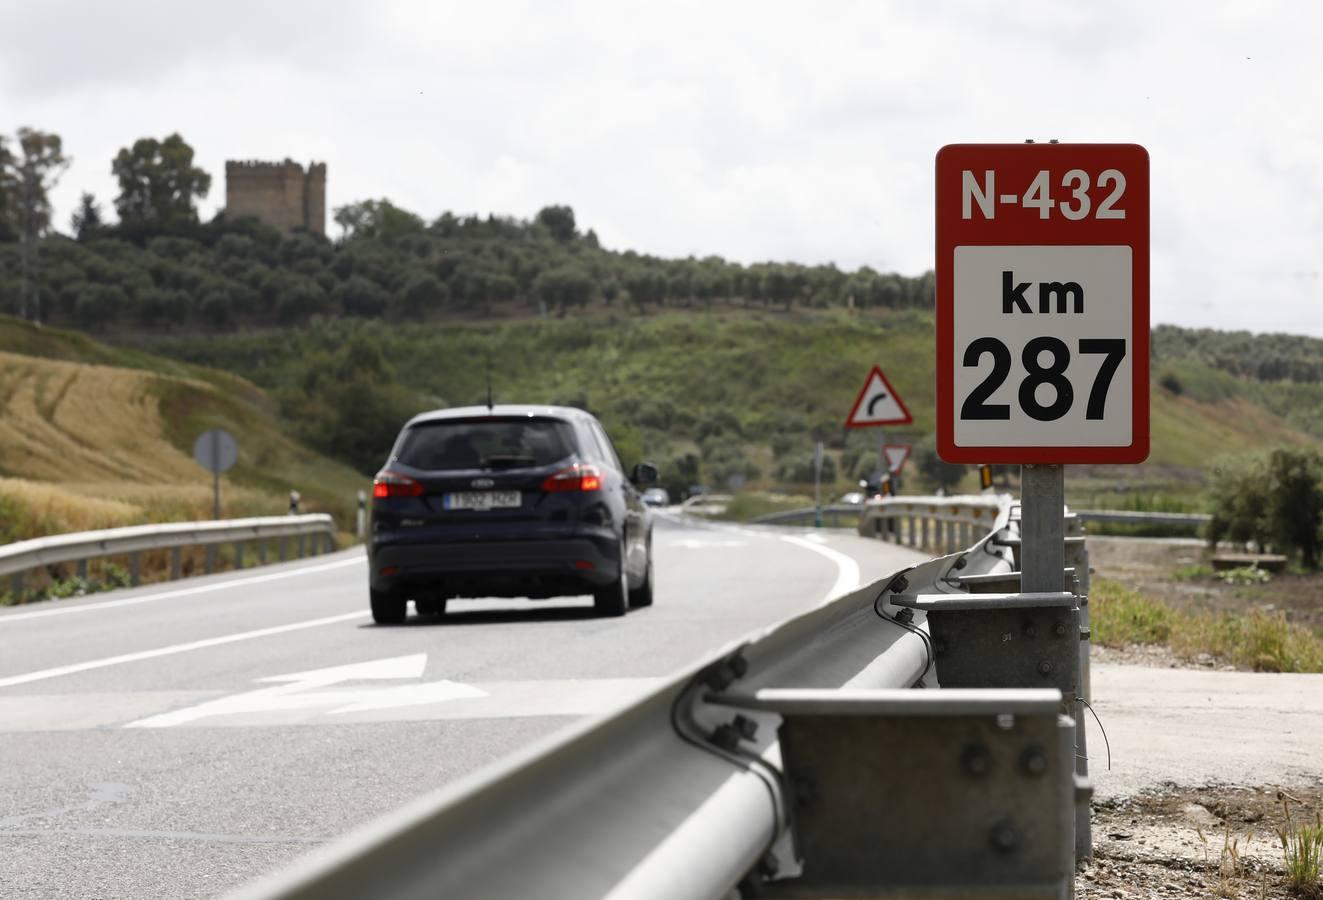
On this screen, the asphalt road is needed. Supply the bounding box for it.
[0,514,925,899]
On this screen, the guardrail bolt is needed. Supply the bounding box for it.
[960,744,992,778]
[1022,622,1038,638]
[989,820,1020,854]
[732,715,759,742]
[710,724,741,753]
[1037,660,1054,677]
[1053,622,1069,637]
[1019,746,1049,777]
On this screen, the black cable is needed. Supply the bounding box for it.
[1076,697,1112,771]
[873,589,935,683]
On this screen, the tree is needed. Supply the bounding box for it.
[533,264,594,313]
[0,135,16,242]
[112,133,211,231]
[913,436,965,494]
[1209,448,1323,568]
[12,128,71,321]
[70,192,103,241]
[535,205,576,242]
[332,199,424,243]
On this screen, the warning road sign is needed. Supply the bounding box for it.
[845,367,913,428]
[884,445,911,474]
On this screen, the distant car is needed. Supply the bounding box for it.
[838,491,866,505]
[641,488,670,507]
[368,405,658,624]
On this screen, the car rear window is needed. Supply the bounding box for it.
[394,418,577,471]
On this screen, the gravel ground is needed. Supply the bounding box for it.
[1079,785,1323,899]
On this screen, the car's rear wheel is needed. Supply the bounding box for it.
[629,540,654,609]
[593,542,629,617]
[371,588,408,625]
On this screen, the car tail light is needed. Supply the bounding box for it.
[542,464,603,493]
[372,471,424,499]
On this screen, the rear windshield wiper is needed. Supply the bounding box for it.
[480,455,538,469]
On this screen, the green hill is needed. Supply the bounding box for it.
[0,315,367,543]
[128,310,1323,508]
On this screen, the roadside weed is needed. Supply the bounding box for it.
[1278,794,1323,897]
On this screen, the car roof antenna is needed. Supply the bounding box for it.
[485,352,494,412]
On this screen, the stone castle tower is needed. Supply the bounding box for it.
[224,159,326,235]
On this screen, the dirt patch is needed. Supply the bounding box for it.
[1089,537,1323,633]
[1079,784,1323,899]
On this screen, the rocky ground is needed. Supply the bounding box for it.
[1078,785,1323,899]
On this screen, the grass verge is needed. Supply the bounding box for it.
[1091,578,1323,673]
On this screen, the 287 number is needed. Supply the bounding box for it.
[961,337,1125,422]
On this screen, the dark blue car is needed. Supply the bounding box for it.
[368,405,657,624]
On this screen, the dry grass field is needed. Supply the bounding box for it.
[0,326,368,549]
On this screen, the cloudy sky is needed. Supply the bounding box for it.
[1,1,1318,334]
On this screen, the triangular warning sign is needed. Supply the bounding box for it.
[884,445,912,474]
[845,367,914,428]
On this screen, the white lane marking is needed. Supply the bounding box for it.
[0,611,370,689]
[780,535,862,602]
[125,653,485,727]
[0,555,366,625]
[670,538,748,549]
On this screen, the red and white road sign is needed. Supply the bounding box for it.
[884,445,911,475]
[935,143,1149,464]
[845,367,913,428]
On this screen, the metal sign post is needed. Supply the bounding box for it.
[813,441,824,528]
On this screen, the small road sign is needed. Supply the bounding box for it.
[935,143,1149,464]
[193,429,238,474]
[845,367,914,428]
[884,445,911,475]
[194,429,238,520]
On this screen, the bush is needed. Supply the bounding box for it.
[1208,448,1323,567]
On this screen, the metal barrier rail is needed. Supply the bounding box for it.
[1074,509,1209,527]
[233,494,1094,900]
[0,514,338,596]
[751,503,863,526]
[858,494,1010,554]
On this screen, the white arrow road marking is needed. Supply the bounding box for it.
[124,654,485,728]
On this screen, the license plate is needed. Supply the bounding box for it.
[443,490,521,511]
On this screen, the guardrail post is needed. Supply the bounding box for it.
[906,516,916,547]
[235,542,245,570]
[921,516,930,551]
[205,545,216,574]
[9,572,21,600]
[279,538,287,562]
[325,532,336,554]
[259,540,268,565]
[129,551,141,587]
[297,534,306,559]
[76,558,88,580]
[170,547,182,580]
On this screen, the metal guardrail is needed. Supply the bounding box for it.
[234,493,1094,900]
[0,514,338,596]
[759,501,1210,534]
[751,503,863,526]
[1074,509,1210,527]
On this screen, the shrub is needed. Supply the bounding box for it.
[1209,448,1323,567]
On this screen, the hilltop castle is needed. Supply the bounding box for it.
[224,159,326,235]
